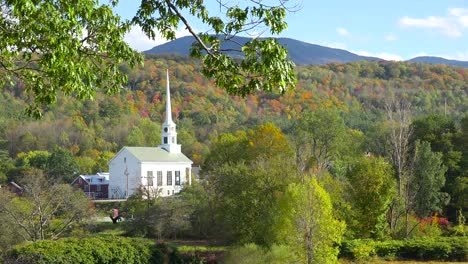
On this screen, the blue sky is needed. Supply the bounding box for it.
[115,0,468,61]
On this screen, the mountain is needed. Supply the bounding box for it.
[145,36,468,67]
[145,36,380,65]
[407,56,468,68]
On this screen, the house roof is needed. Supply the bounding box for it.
[72,173,109,185]
[124,146,192,163]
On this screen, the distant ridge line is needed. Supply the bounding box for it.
[145,36,468,68]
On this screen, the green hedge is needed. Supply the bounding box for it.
[340,237,467,261]
[4,237,208,264]
[4,236,157,264]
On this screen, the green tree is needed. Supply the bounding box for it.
[412,114,464,220]
[410,141,448,218]
[127,126,146,146]
[203,131,248,172]
[75,156,96,175]
[204,123,292,172]
[178,182,212,238]
[123,191,193,240]
[93,151,115,173]
[345,156,396,239]
[15,150,51,170]
[449,116,468,219]
[2,1,296,117]
[0,169,93,242]
[293,108,347,173]
[210,159,297,246]
[0,149,14,183]
[285,177,345,264]
[1,0,142,117]
[46,147,79,182]
[411,114,461,173]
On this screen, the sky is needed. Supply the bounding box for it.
[114,0,468,61]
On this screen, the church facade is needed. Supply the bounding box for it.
[108,71,193,199]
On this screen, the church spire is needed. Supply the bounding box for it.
[160,70,181,153]
[165,69,174,125]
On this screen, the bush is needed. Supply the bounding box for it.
[4,236,158,264]
[339,239,375,259]
[340,236,467,262]
[374,240,403,260]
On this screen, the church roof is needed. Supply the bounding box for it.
[124,146,192,163]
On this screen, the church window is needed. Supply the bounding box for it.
[167,190,170,195]
[164,137,168,144]
[164,127,168,132]
[175,171,180,185]
[167,171,172,185]
[147,171,154,186]
[172,137,175,143]
[157,171,162,186]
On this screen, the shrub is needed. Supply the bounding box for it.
[339,239,375,259]
[374,240,403,260]
[4,236,158,264]
[340,236,467,262]
[352,243,375,260]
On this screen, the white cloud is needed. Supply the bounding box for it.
[336,27,350,36]
[448,8,467,17]
[354,50,403,61]
[460,16,468,27]
[399,16,461,37]
[398,7,468,37]
[448,7,468,27]
[384,34,397,41]
[124,26,191,52]
[318,41,347,50]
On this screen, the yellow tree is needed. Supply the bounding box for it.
[285,177,345,264]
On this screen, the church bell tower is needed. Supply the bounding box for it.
[160,70,181,153]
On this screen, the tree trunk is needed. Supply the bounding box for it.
[306,227,313,264]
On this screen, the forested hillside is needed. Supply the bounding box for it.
[0,53,466,211]
[1,54,467,262]
[1,54,465,160]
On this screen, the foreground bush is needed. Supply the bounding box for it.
[4,236,157,264]
[4,237,212,264]
[340,236,467,261]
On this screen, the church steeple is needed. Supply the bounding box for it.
[164,69,174,125]
[160,70,181,153]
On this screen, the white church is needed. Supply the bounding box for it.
[108,70,193,199]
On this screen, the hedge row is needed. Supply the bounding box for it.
[3,237,208,264]
[340,236,467,261]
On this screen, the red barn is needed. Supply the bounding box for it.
[71,173,109,199]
